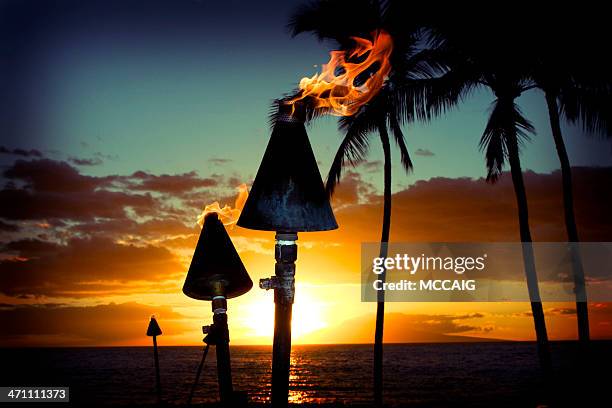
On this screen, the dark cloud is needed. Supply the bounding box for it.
[0,146,43,158]
[68,156,103,166]
[72,217,198,238]
[0,185,156,221]
[2,238,60,257]
[123,170,218,194]
[0,302,190,346]
[0,237,183,297]
[0,159,226,222]
[3,159,99,192]
[330,167,612,243]
[2,161,611,299]
[0,220,18,232]
[414,148,435,157]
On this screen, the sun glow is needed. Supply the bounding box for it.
[243,289,328,341]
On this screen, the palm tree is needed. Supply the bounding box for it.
[423,23,554,377]
[327,89,414,408]
[529,27,612,344]
[287,1,435,405]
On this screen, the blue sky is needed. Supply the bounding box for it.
[1,0,610,192]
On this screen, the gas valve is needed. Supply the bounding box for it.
[259,276,280,290]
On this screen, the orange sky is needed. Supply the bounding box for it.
[1,160,611,347]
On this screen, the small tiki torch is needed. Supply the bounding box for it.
[237,102,338,407]
[183,212,253,405]
[146,316,163,403]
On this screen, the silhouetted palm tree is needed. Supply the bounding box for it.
[286,1,437,406]
[529,26,612,343]
[424,22,554,377]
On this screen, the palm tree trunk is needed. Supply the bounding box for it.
[544,91,590,343]
[506,125,553,376]
[374,121,392,408]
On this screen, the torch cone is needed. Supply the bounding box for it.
[146,316,162,403]
[184,213,252,301]
[237,103,337,232]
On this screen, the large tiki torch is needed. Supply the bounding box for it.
[183,212,253,405]
[237,102,338,407]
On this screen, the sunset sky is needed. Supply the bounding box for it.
[1,0,612,347]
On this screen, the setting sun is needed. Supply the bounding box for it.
[243,288,328,340]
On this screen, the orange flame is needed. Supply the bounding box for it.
[197,183,248,229]
[287,30,393,116]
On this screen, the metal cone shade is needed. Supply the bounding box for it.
[183,213,253,300]
[237,117,338,232]
[146,316,162,337]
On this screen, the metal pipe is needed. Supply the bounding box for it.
[187,343,210,405]
[211,295,233,405]
[260,232,297,408]
[152,335,161,404]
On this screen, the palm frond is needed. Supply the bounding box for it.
[480,98,534,182]
[559,82,612,137]
[388,112,413,172]
[392,70,479,125]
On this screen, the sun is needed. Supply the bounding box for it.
[242,287,328,341]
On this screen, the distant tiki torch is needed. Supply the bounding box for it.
[146,316,163,403]
[183,212,253,405]
[237,102,338,407]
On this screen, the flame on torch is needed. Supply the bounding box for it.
[197,183,249,229]
[287,30,393,117]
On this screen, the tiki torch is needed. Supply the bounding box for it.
[146,316,163,403]
[183,212,253,405]
[237,102,338,407]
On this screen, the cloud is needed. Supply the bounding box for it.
[0,302,191,346]
[68,156,104,166]
[414,148,435,157]
[330,171,377,208]
[208,157,232,165]
[3,159,101,192]
[121,170,218,194]
[304,312,492,344]
[0,185,156,221]
[72,217,198,238]
[330,167,612,243]
[0,237,184,297]
[0,146,43,158]
[0,158,248,300]
[0,220,19,232]
[2,162,611,300]
[359,160,382,173]
[0,159,227,222]
[547,307,577,315]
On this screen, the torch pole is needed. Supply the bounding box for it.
[212,295,233,405]
[261,232,297,408]
[152,335,162,404]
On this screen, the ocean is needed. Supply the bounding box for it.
[1,342,610,407]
